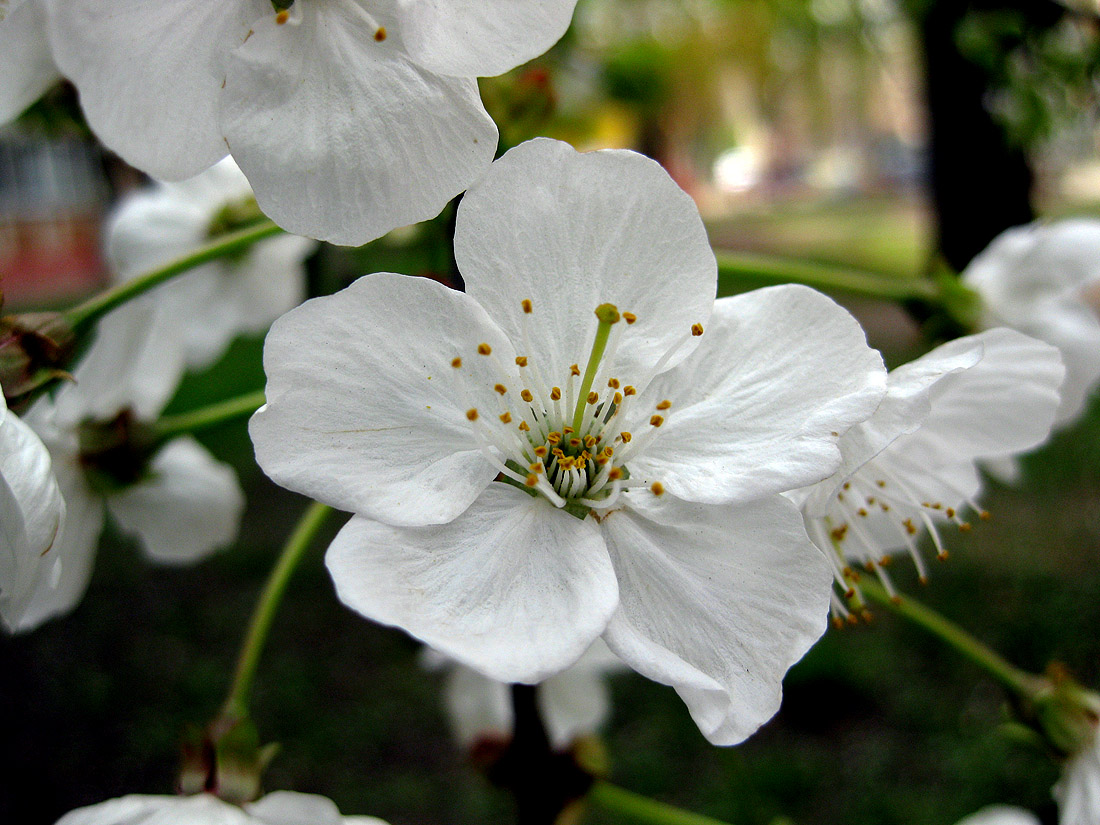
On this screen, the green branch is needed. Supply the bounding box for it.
[715,250,940,302]
[587,781,738,825]
[859,577,1045,699]
[221,501,332,722]
[65,220,284,332]
[153,390,266,442]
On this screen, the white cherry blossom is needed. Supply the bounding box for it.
[0,0,58,124]
[963,219,1100,427]
[0,382,65,632]
[45,0,580,245]
[250,138,888,745]
[423,639,625,751]
[107,157,315,371]
[20,303,244,627]
[55,791,388,825]
[794,328,1063,614]
[1056,734,1100,825]
[954,806,1041,825]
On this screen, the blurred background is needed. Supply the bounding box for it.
[2,0,1100,823]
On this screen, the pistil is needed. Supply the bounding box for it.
[571,304,621,434]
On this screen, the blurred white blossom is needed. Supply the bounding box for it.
[963,219,1100,427]
[1056,734,1100,825]
[45,0,581,245]
[107,158,315,371]
[0,382,64,632]
[793,328,1063,615]
[55,791,388,825]
[251,138,888,745]
[423,639,625,751]
[0,0,57,123]
[954,806,1041,825]
[21,304,244,627]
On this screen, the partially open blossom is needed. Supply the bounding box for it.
[45,0,580,245]
[423,639,625,752]
[55,791,388,825]
[0,381,64,632]
[793,328,1063,615]
[107,158,315,371]
[251,138,887,745]
[0,0,58,124]
[963,219,1100,427]
[20,303,244,627]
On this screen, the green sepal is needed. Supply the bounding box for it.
[178,716,276,805]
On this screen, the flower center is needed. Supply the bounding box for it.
[453,300,702,518]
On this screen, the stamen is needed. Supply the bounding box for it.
[466,408,478,421]
[623,312,637,324]
[451,357,462,369]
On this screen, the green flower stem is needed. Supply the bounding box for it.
[859,577,1045,699]
[587,781,737,825]
[715,251,940,303]
[64,220,284,332]
[221,501,332,721]
[153,390,266,442]
[572,303,620,434]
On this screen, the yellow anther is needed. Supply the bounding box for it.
[945,508,956,518]
[843,482,851,490]
[550,387,562,401]
[650,415,664,427]
[499,412,512,424]
[601,446,614,457]
[832,525,849,541]
[562,427,574,434]
[494,384,507,395]
[623,386,636,396]
[518,421,531,432]
[937,550,950,561]
[547,432,561,444]
[569,438,581,448]
[451,357,462,368]
[623,312,637,324]
[613,392,623,404]
[583,435,597,448]
[552,447,565,458]
[608,378,620,389]
[534,446,548,458]
[877,480,886,488]
[521,299,533,314]
[466,408,479,421]
[691,323,704,337]
[857,508,868,517]
[525,474,539,487]
[570,364,581,377]
[931,502,942,510]
[879,554,892,567]
[903,519,917,535]
[656,399,671,410]
[959,522,972,532]
[619,431,632,443]
[374,26,387,41]
[595,455,609,466]
[477,343,492,356]
[587,391,599,404]
[594,303,621,324]
[529,462,544,474]
[979,510,991,521]
[520,389,533,402]
[608,467,623,481]
[515,356,528,367]
[276,9,290,24]
[651,481,665,496]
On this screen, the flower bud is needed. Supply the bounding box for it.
[0,310,76,411]
[76,409,157,494]
[1031,663,1100,758]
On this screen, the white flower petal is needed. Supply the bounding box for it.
[46,0,267,179]
[55,793,252,825]
[220,5,496,246]
[954,806,1041,825]
[633,285,886,505]
[106,437,244,565]
[251,273,513,527]
[600,494,831,745]
[442,662,514,748]
[456,139,716,386]
[399,0,578,78]
[247,792,344,825]
[0,407,64,632]
[326,484,618,684]
[539,640,621,749]
[0,0,59,124]
[1055,738,1100,825]
[13,439,104,631]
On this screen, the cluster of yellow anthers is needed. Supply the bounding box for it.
[453,299,703,511]
[818,472,993,616]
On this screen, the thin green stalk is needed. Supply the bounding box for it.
[221,501,332,721]
[715,250,940,302]
[153,390,266,442]
[859,577,1044,699]
[572,304,620,434]
[587,781,737,825]
[65,220,284,331]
